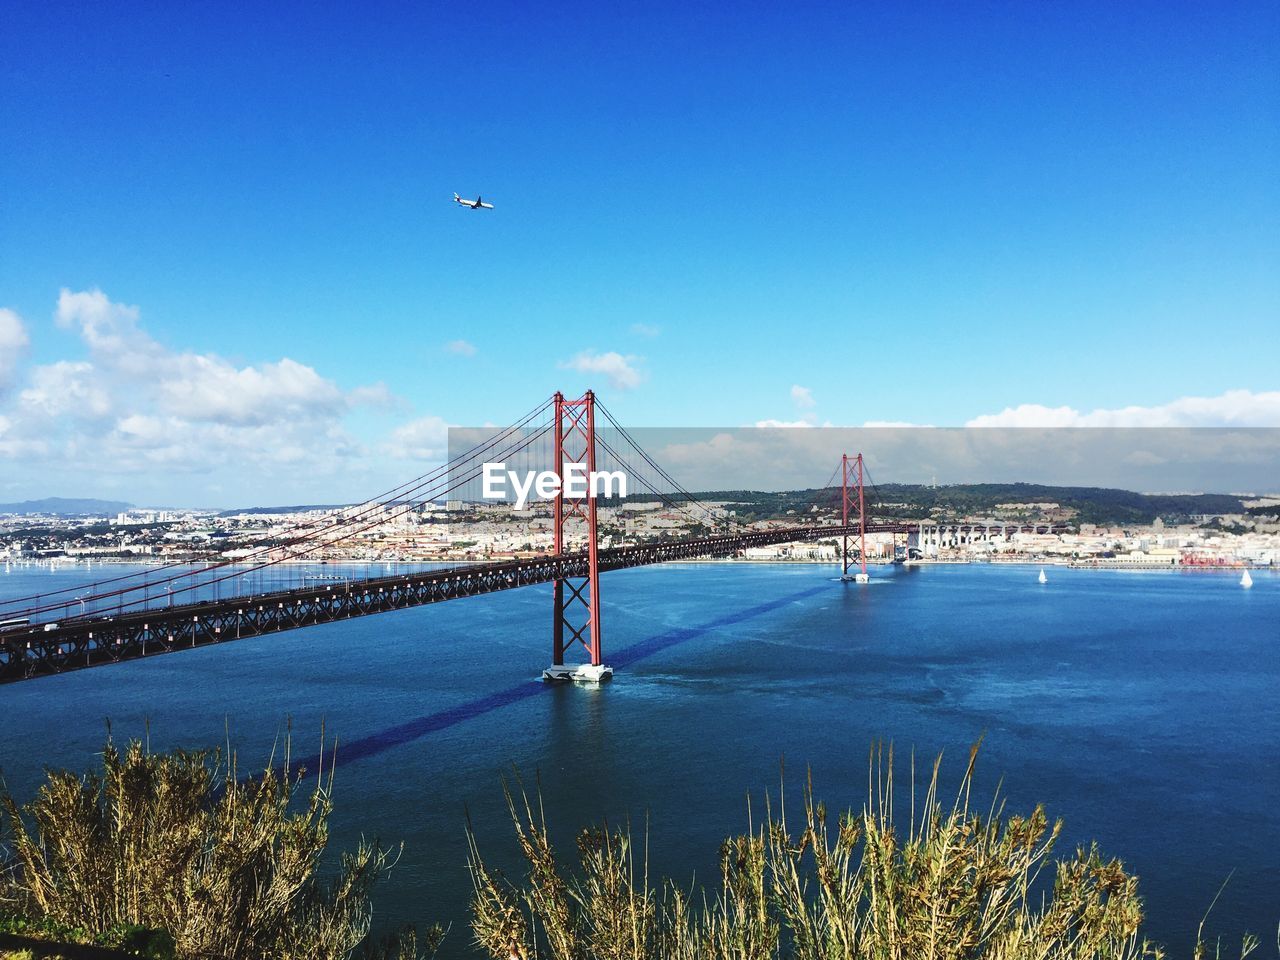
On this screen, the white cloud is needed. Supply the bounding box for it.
[158,355,347,426]
[966,390,1280,428]
[388,415,451,460]
[790,384,815,409]
[20,361,112,418]
[51,289,350,427]
[630,323,661,338]
[0,308,30,389]
[0,289,425,503]
[55,288,162,374]
[754,419,817,428]
[349,382,397,408]
[0,412,48,458]
[559,350,646,391]
[445,339,477,357]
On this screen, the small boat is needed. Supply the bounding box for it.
[1038,568,1048,584]
[1241,569,1253,588]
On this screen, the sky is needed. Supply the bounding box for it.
[1,1,1277,506]
[446,426,1280,500]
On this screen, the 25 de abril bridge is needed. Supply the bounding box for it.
[0,390,1061,685]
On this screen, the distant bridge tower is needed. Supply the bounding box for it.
[841,453,869,583]
[543,390,612,682]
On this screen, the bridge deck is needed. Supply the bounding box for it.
[0,524,911,684]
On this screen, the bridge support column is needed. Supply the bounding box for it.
[544,390,612,683]
[840,453,869,583]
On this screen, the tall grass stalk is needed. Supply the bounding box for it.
[0,736,436,960]
[467,744,1180,960]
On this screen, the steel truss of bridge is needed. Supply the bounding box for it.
[0,523,911,685]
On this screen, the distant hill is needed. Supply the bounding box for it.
[216,500,448,517]
[0,497,135,516]
[625,483,1247,526]
[868,483,1245,526]
[216,504,352,517]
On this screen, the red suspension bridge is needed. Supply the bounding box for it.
[0,391,1053,685]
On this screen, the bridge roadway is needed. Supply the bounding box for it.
[0,523,913,684]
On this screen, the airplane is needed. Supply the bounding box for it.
[453,192,494,210]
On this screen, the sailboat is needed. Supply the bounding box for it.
[1241,568,1253,588]
[1038,567,1048,584]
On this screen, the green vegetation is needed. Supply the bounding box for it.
[867,484,1245,527]
[3,741,1267,959]
[1199,519,1251,536]
[466,746,1188,960]
[0,738,438,960]
[622,484,1249,527]
[1,911,171,958]
[0,522,172,545]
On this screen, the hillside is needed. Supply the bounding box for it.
[625,483,1247,526]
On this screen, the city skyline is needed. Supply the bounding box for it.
[2,1,1277,504]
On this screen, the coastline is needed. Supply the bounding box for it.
[2,555,1271,572]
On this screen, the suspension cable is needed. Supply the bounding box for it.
[7,398,556,618]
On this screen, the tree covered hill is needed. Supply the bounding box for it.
[628,483,1247,526]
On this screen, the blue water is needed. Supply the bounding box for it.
[1,561,1277,955]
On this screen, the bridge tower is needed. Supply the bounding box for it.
[543,390,612,682]
[841,453,869,583]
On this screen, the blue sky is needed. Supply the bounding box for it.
[1,1,1277,505]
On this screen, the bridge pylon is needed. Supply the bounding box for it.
[841,453,869,583]
[543,390,612,683]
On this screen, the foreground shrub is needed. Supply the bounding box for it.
[0,737,436,960]
[467,745,1183,960]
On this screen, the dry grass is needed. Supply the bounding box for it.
[3,737,1265,959]
[466,744,1262,960]
[0,736,438,960]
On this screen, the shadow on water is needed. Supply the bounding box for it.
[303,582,833,773]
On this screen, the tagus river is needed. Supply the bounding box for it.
[1,561,1277,954]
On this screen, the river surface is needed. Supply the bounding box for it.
[1,561,1277,955]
